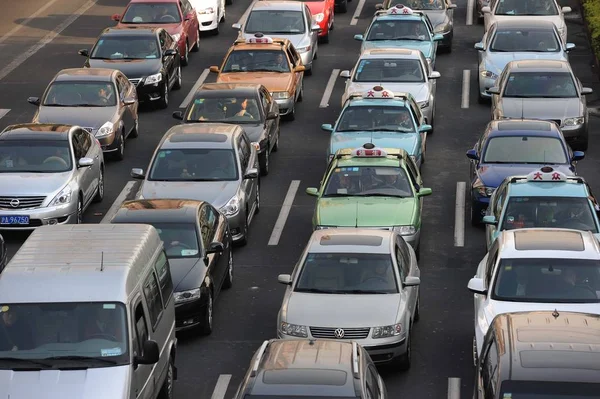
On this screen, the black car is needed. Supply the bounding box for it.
[173,83,280,176]
[110,199,233,335]
[0,234,6,272]
[78,27,181,109]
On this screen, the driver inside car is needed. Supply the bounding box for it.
[235,98,259,119]
[83,306,123,341]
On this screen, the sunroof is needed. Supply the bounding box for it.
[320,235,383,246]
[263,369,348,386]
[514,230,584,251]
[169,133,228,143]
[497,121,552,131]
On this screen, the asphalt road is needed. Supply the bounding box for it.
[1,0,599,397]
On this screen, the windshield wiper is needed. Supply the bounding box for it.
[294,288,338,294]
[339,289,391,294]
[359,193,410,198]
[90,57,111,60]
[72,104,105,107]
[323,193,356,197]
[0,357,52,368]
[45,355,119,365]
[249,68,284,73]
[504,94,535,98]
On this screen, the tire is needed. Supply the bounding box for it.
[337,0,348,13]
[397,328,411,371]
[414,242,420,261]
[226,0,232,5]
[222,249,233,289]
[284,103,296,121]
[181,42,189,66]
[213,18,220,35]
[478,93,488,104]
[157,358,175,399]
[321,32,329,44]
[200,291,213,335]
[471,204,481,226]
[130,118,139,138]
[255,181,260,215]
[414,297,420,322]
[76,196,83,224]
[173,66,182,90]
[574,131,589,151]
[112,130,125,161]
[297,83,303,102]
[192,29,200,51]
[259,150,269,176]
[158,81,169,109]
[93,167,104,203]
[272,129,280,152]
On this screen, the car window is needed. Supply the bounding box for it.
[149,148,239,181]
[245,10,306,34]
[354,58,425,83]
[490,28,560,52]
[154,251,174,306]
[409,99,424,124]
[285,47,297,66]
[259,90,269,114]
[409,0,444,10]
[185,96,261,123]
[222,49,290,73]
[91,35,160,60]
[163,32,174,50]
[495,0,557,16]
[503,71,577,98]
[240,134,251,167]
[115,77,125,99]
[121,2,182,24]
[324,166,414,198]
[76,130,91,156]
[142,271,164,329]
[199,204,217,249]
[336,105,416,133]
[180,0,191,14]
[148,222,200,258]
[483,136,567,164]
[485,247,498,288]
[394,244,406,281]
[366,20,430,41]
[43,81,117,107]
[493,184,506,219]
[482,339,499,398]
[395,240,410,280]
[0,139,73,173]
[133,302,149,357]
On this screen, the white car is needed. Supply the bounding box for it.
[482,0,571,44]
[468,228,600,364]
[339,48,440,130]
[189,0,225,34]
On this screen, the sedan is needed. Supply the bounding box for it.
[28,68,139,161]
[489,59,593,150]
[112,0,200,65]
[189,0,226,35]
[285,0,335,43]
[110,199,233,335]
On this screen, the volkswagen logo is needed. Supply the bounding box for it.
[10,199,19,208]
[334,328,345,339]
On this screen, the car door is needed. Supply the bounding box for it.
[114,75,132,136]
[159,30,176,86]
[72,129,96,207]
[237,134,255,220]
[286,45,302,99]
[259,88,277,150]
[200,203,225,294]
[131,298,154,399]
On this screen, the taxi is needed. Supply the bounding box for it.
[305,143,432,255]
[321,86,431,167]
[353,5,443,67]
[209,34,305,120]
[482,166,600,250]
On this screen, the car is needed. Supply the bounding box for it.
[172,82,281,175]
[489,60,593,151]
[234,339,389,398]
[110,199,233,335]
[0,124,104,230]
[189,0,226,35]
[339,48,440,128]
[232,1,320,72]
[466,119,584,225]
[210,34,306,120]
[306,143,432,254]
[27,68,139,161]
[322,87,431,167]
[0,233,5,272]
[78,27,182,109]
[353,5,443,68]
[474,0,490,23]
[276,229,420,369]
[467,228,600,362]
[482,0,572,44]
[294,0,335,42]
[111,0,200,65]
[130,123,260,245]
[475,20,574,103]
[482,167,600,249]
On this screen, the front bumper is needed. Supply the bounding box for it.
[436,29,453,48]
[471,192,490,220]
[299,51,313,69]
[175,294,207,331]
[275,98,295,116]
[136,81,166,103]
[561,123,587,141]
[0,202,78,231]
[478,75,497,99]
[97,132,119,153]
[197,11,219,31]
[224,211,247,242]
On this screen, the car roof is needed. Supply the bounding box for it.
[487,119,561,137]
[250,1,305,11]
[506,176,588,198]
[361,48,422,58]
[0,123,73,141]
[101,27,159,36]
[231,39,290,51]
[375,12,424,22]
[493,19,557,30]
[128,0,179,3]
[160,123,240,150]
[111,199,205,224]
[196,83,262,96]
[497,228,600,259]
[507,59,571,72]
[306,229,395,254]
[53,68,115,82]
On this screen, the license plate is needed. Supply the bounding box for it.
[0,215,30,225]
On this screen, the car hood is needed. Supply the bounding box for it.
[117,22,183,36]
[499,97,581,120]
[33,106,118,129]
[86,59,162,80]
[477,164,574,187]
[485,300,600,327]
[0,172,71,197]
[139,180,239,208]
[217,72,293,93]
[346,82,429,103]
[421,10,448,27]
[483,51,568,75]
[239,123,265,143]
[330,131,419,156]
[286,293,401,327]
[316,197,416,227]
[362,41,433,58]
[0,365,129,399]
[169,258,205,292]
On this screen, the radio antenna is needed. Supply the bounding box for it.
[100,251,104,272]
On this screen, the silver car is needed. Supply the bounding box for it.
[475,20,573,102]
[489,60,593,151]
[0,124,105,230]
[131,123,260,245]
[277,229,421,369]
[233,0,320,74]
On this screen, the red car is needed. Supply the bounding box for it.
[303,0,335,42]
[112,0,200,66]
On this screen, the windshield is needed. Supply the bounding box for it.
[0,302,128,369]
[483,136,567,164]
[366,20,430,41]
[491,28,560,52]
[0,140,73,173]
[222,50,290,73]
[149,148,238,181]
[150,223,200,258]
[121,2,182,24]
[495,0,558,16]
[406,0,445,9]
[186,97,262,123]
[500,196,598,233]
[323,166,414,198]
[43,81,117,107]
[245,10,305,34]
[295,253,398,294]
[246,397,358,399]
[354,58,424,82]
[503,72,577,98]
[91,36,160,60]
[337,105,416,132]
[500,381,600,398]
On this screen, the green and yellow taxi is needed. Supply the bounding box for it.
[306,143,432,254]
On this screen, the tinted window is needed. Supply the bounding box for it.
[154,251,174,304]
[354,58,424,82]
[245,10,305,34]
[0,140,73,173]
[366,20,430,41]
[185,97,262,123]
[199,204,215,249]
[222,50,290,73]
[408,0,444,9]
[495,0,558,16]
[491,28,560,52]
[44,81,117,107]
[143,272,163,328]
[500,381,600,398]
[324,166,414,198]
[77,130,91,155]
[151,223,200,258]
[121,2,182,23]
[504,72,577,98]
[91,36,160,60]
[134,302,148,355]
[149,148,239,181]
[483,136,567,163]
[337,105,416,132]
[239,136,250,170]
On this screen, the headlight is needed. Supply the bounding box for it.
[174,288,201,304]
[393,226,416,235]
[295,45,311,53]
[171,33,181,42]
[480,70,498,79]
[280,322,308,337]
[220,196,240,217]
[418,101,429,109]
[144,73,162,86]
[272,91,290,99]
[564,117,584,126]
[49,186,73,207]
[199,7,214,14]
[372,323,402,338]
[314,13,324,22]
[434,23,450,33]
[96,121,114,138]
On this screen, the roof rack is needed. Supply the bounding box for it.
[250,340,270,377]
[351,342,360,379]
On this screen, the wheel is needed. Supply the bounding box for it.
[297,83,303,102]
[173,66,182,90]
[226,0,232,6]
[236,211,249,246]
[337,0,348,13]
[284,102,296,121]
[255,181,260,215]
[259,150,269,176]
[76,196,83,224]
[321,30,329,44]
[93,167,104,203]
[213,17,220,35]
[477,92,488,104]
[222,249,233,289]
[471,204,481,226]
[414,242,420,260]
[200,291,213,335]
[130,118,139,138]
[573,131,589,151]
[157,358,175,399]
[272,129,280,152]
[472,336,478,367]
[414,297,420,322]
[112,130,125,161]
[158,81,169,109]
[192,29,200,51]
[397,328,411,370]
[181,42,189,66]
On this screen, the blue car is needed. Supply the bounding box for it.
[353,5,443,68]
[321,87,432,166]
[466,119,584,225]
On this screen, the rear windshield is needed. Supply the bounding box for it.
[500,380,600,398]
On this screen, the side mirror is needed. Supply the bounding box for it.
[266,111,278,120]
[78,49,89,57]
[418,124,432,133]
[340,70,351,78]
[482,215,497,225]
[354,34,364,41]
[404,276,420,286]
[172,110,184,120]
[582,87,593,95]
[481,6,491,13]
[163,49,177,57]
[448,3,457,8]
[321,123,334,132]
[206,241,225,254]
[566,43,575,51]
[111,14,121,22]
[131,168,146,179]
[306,187,319,197]
[433,34,444,42]
[466,149,479,160]
[572,151,585,162]
[474,42,484,51]
[232,23,242,30]
[278,274,292,285]
[311,24,321,32]
[244,168,259,179]
[429,71,441,79]
[467,277,487,295]
[209,66,220,73]
[27,97,41,106]
[135,340,160,365]
[561,6,572,13]
[123,97,136,105]
[375,3,384,10]
[294,65,306,72]
[417,187,432,197]
[78,157,94,168]
[487,87,500,95]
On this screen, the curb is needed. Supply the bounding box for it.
[579,0,600,75]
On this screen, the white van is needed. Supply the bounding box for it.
[0,224,177,399]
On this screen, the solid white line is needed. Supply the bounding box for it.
[268,180,300,246]
[100,181,137,223]
[448,377,461,399]
[210,374,232,399]
[0,0,98,82]
[350,0,366,26]
[461,70,470,109]
[0,109,10,119]
[319,69,340,108]
[466,0,474,25]
[454,182,466,247]
[0,0,62,44]
[179,68,210,108]
[237,0,258,25]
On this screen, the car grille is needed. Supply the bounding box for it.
[81,127,94,133]
[0,196,46,210]
[310,326,370,339]
[129,78,141,86]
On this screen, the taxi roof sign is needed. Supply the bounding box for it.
[246,33,273,44]
[388,4,413,15]
[351,143,388,157]
[365,86,394,99]
[526,168,568,182]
